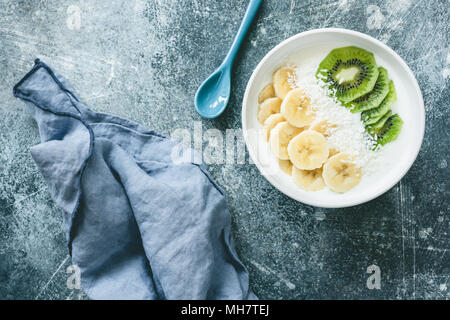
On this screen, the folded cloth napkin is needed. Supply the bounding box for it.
[13,59,256,300]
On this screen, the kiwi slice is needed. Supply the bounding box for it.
[366,109,392,135]
[376,114,403,146]
[361,80,397,125]
[316,46,379,104]
[346,67,389,113]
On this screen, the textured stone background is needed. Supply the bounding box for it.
[0,0,448,300]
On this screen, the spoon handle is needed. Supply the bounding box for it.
[222,0,263,68]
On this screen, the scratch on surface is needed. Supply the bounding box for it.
[66,290,75,300]
[413,231,416,299]
[406,181,417,299]
[0,27,112,69]
[443,53,450,79]
[399,182,406,294]
[250,260,296,290]
[399,181,417,299]
[289,0,296,15]
[417,247,449,253]
[102,59,116,86]
[4,187,47,210]
[321,0,350,28]
[375,0,419,40]
[84,92,112,101]
[408,48,447,65]
[34,255,70,299]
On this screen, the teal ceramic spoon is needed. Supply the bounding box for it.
[195,0,263,119]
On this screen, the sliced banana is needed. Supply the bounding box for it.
[278,159,293,175]
[328,148,340,157]
[258,83,275,103]
[322,153,362,193]
[292,166,326,191]
[287,130,329,170]
[269,121,303,160]
[263,113,285,141]
[281,88,316,128]
[310,120,336,137]
[273,67,295,99]
[257,97,282,124]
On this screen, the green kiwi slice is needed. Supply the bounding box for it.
[316,46,379,104]
[376,114,403,146]
[346,67,390,113]
[361,80,397,125]
[366,109,392,135]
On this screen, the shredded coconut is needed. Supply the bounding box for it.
[288,57,389,176]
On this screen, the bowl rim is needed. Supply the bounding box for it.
[241,28,425,208]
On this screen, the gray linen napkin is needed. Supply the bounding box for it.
[13,59,256,300]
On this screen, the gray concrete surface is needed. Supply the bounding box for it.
[0,0,448,299]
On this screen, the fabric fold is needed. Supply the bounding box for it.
[13,59,256,300]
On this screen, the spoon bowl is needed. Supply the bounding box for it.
[195,68,231,119]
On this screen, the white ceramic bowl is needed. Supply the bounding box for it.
[242,28,425,208]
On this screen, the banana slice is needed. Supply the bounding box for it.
[292,166,326,191]
[281,88,316,128]
[258,83,275,103]
[257,97,282,124]
[287,130,329,170]
[273,67,295,99]
[263,113,285,141]
[328,148,340,157]
[269,121,303,160]
[278,159,293,175]
[310,120,336,137]
[322,153,362,193]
